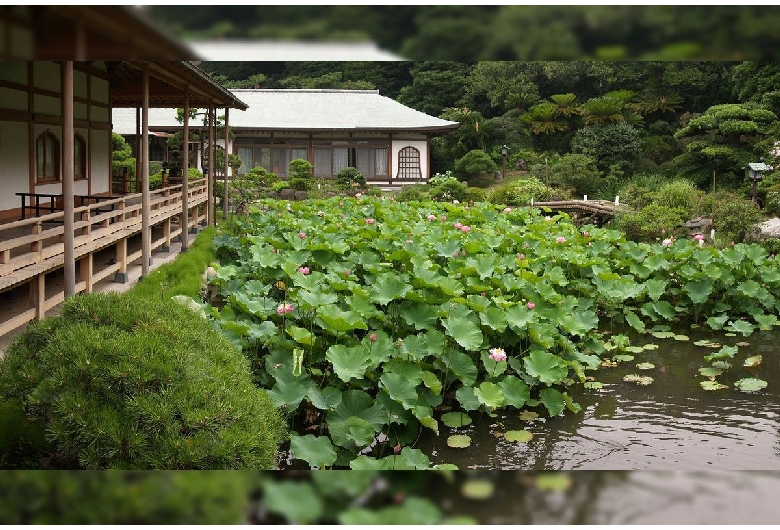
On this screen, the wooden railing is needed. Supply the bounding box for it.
[0,181,208,294]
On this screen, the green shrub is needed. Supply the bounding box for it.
[765,190,780,216]
[366,185,383,197]
[453,150,498,183]
[272,180,291,192]
[287,158,313,180]
[289,177,315,191]
[652,179,703,216]
[612,203,690,242]
[488,177,553,206]
[429,180,468,202]
[465,187,488,203]
[0,293,285,469]
[711,192,764,244]
[396,184,428,202]
[149,161,163,179]
[428,171,457,187]
[336,167,366,190]
[0,472,253,524]
[0,399,47,469]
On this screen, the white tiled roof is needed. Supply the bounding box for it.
[112,89,459,134]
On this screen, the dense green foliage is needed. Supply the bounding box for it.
[336,167,367,190]
[453,150,498,182]
[0,293,285,469]
[151,6,780,61]
[206,196,780,469]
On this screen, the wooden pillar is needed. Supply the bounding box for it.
[135,107,140,192]
[114,208,128,283]
[141,64,151,276]
[182,86,190,249]
[31,274,46,321]
[425,133,431,182]
[223,107,229,220]
[388,133,393,184]
[80,253,93,293]
[208,105,215,226]
[63,61,76,297]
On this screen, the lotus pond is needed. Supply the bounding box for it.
[205,197,779,470]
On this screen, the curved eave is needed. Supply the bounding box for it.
[213,124,461,134]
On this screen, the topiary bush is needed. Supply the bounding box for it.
[652,179,703,215]
[336,167,366,190]
[287,158,313,180]
[429,180,468,202]
[0,293,286,470]
[453,150,498,183]
[465,187,488,203]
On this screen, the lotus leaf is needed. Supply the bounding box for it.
[504,430,534,443]
[441,411,473,428]
[743,355,762,367]
[734,378,768,392]
[447,435,472,448]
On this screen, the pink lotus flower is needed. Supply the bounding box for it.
[276,303,294,315]
[344,270,350,277]
[427,214,436,221]
[488,347,507,362]
[460,225,471,233]
[366,218,376,225]
[518,253,525,260]
[406,239,413,244]
[555,236,567,243]
[298,232,306,239]
[694,233,705,241]
[355,193,362,198]
[369,333,377,343]
[661,238,673,247]
[454,222,463,229]
[298,266,310,275]
[582,231,589,237]
[453,200,460,205]
[441,215,447,221]
[461,250,467,257]
[503,207,512,213]
[453,251,460,258]
[526,302,535,310]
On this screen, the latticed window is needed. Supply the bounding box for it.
[36,130,60,181]
[396,146,421,180]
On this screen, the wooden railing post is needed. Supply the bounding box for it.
[80,252,93,293]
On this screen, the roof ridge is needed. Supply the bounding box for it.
[230,89,380,94]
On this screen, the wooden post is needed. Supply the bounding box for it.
[31,274,46,321]
[208,105,215,226]
[63,61,76,297]
[80,253,93,293]
[141,64,151,276]
[223,107,229,220]
[114,199,128,283]
[182,86,190,249]
[135,107,141,193]
[387,133,393,185]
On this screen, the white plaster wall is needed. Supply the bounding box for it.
[0,121,30,212]
[91,130,111,194]
[391,139,429,180]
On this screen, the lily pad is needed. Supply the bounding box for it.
[518,410,539,421]
[612,354,634,362]
[743,355,762,367]
[636,362,655,370]
[724,332,737,337]
[736,341,750,347]
[461,480,494,500]
[651,330,675,339]
[625,346,645,354]
[447,435,472,448]
[623,374,654,386]
[673,334,690,341]
[694,339,722,348]
[700,380,728,391]
[583,381,604,390]
[734,378,768,392]
[711,360,732,370]
[441,411,473,428]
[642,343,659,351]
[504,430,533,443]
[698,367,722,378]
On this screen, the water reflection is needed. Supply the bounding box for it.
[421,327,780,470]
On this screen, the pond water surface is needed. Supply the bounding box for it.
[420,327,780,470]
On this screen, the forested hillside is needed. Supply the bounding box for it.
[200,61,780,192]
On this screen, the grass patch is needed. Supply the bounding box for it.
[130,227,216,301]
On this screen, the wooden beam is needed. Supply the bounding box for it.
[223,107,229,220]
[181,84,189,250]
[207,105,214,226]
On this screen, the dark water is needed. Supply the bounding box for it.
[420,327,780,470]
[434,471,780,524]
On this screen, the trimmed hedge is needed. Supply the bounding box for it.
[0,293,285,469]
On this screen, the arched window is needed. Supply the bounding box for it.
[74,134,87,180]
[36,130,60,182]
[396,146,422,180]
